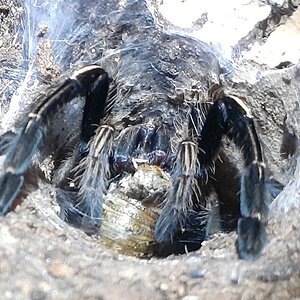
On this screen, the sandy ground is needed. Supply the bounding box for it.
[0,182,299,300]
[0,1,300,299]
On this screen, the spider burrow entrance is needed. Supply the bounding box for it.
[0,62,277,260]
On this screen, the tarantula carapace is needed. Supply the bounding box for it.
[0,63,273,260]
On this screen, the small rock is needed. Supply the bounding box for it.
[4,291,13,299]
[160,283,168,291]
[47,262,74,278]
[30,289,47,300]
[119,268,136,280]
[187,269,205,278]
[182,296,200,300]
[230,263,240,284]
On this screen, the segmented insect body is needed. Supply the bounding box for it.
[0,0,271,259]
[100,165,170,257]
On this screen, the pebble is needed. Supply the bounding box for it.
[47,262,74,278]
[119,268,136,280]
[182,296,200,300]
[230,263,240,284]
[160,283,168,291]
[187,269,205,278]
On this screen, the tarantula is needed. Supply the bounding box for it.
[0,62,272,260]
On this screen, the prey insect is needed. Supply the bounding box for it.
[0,61,271,260]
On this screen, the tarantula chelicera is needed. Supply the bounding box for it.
[0,61,272,260]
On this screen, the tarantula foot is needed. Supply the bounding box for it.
[57,190,100,234]
[236,217,266,260]
[0,173,24,215]
[155,226,173,243]
[154,209,182,243]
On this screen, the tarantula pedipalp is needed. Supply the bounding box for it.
[0,63,272,260]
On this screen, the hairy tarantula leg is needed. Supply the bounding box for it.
[198,96,269,260]
[80,68,110,144]
[75,124,114,221]
[155,139,199,243]
[0,65,109,215]
[53,66,110,187]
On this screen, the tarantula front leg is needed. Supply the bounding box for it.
[0,65,109,215]
[57,78,115,229]
[198,96,269,260]
[155,138,201,242]
[56,122,115,233]
[155,96,269,260]
[73,124,114,218]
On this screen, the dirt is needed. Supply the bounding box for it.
[0,1,299,299]
[0,182,299,300]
